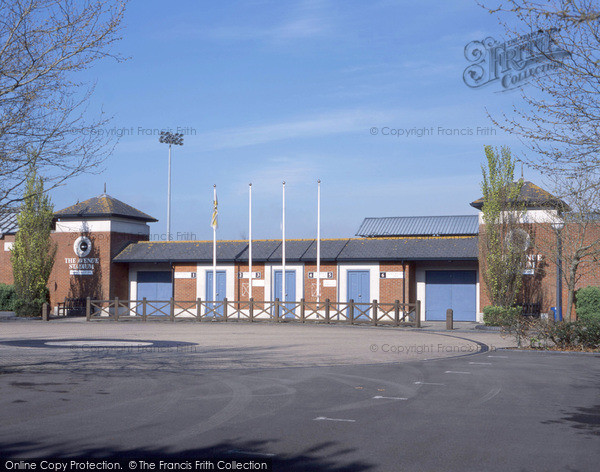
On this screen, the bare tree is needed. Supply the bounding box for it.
[531,170,600,321]
[481,0,600,174]
[0,0,127,209]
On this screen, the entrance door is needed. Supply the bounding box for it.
[206,270,226,316]
[274,270,296,318]
[136,271,173,316]
[425,270,477,321]
[347,270,370,319]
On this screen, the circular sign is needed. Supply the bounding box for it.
[74,236,92,257]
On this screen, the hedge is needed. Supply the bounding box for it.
[0,284,18,311]
[576,286,600,323]
[483,306,522,326]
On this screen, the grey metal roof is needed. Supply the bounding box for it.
[55,194,157,222]
[113,237,479,263]
[356,215,479,237]
[0,209,19,236]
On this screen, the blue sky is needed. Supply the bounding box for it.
[55,0,536,240]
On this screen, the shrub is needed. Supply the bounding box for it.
[483,306,522,326]
[547,319,600,350]
[0,284,17,311]
[576,286,600,323]
[13,287,49,317]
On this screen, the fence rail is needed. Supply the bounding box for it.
[86,297,421,327]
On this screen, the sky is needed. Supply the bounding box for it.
[53,0,540,241]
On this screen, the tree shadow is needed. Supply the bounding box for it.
[0,438,374,471]
[542,403,600,437]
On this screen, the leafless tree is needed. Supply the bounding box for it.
[531,170,600,321]
[0,0,127,209]
[482,0,600,175]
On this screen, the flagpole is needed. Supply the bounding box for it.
[317,179,321,303]
[212,184,217,306]
[248,183,253,300]
[282,181,286,307]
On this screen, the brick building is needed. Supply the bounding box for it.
[0,181,598,321]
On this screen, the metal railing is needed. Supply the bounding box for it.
[86,297,422,327]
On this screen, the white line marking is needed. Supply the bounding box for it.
[314,416,356,422]
[414,381,445,386]
[469,362,492,365]
[487,355,508,358]
[227,450,275,457]
[372,395,407,400]
[445,371,471,374]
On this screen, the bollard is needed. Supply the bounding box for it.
[42,302,48,321]
[446,308,453,330]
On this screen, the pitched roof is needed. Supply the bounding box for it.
[55,194,157,222]
[470,181,568,210]
[0,208,19,236]
[113,237,479,263]
[356,215,479,237]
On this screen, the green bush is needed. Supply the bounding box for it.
[0,284,17,311]
[483,306,522,326]
[576,286,600,323]
[13,286,49,317]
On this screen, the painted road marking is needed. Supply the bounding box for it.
[445,371,471,374]
[372,395,407,400]
[314,416,356,422]
[488,355,508,358]
[469,362,492,365]
[414,381,445,386]
[227,450,275,457]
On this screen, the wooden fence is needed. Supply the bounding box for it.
[86,297,421,327]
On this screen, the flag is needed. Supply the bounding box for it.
[211,186,218,229]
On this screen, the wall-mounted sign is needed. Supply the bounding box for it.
[238,272,261,279]
[252,280,265,287]
[67,236,98,276]
[380,271,404,279]
[323,279,337,287]
[4,242,13,251]
[174,272,197,279]
[308,271,333,279]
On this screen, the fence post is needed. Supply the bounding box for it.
[42,302,48,321]
[372,299,378,326]
[325,298,330,323]
[197,298,202,321]
[170,297,175,322]
[142,297,147,321]
[300,298,305,323]
[275,298,280,322]
[349,299,355,324]
[446,308,454,330]
[223,297,228,321]
[415,300,421,328]
[114,297,119,321]
[86,297,91,321]
[249,298,254,322]
[394,300,400,326]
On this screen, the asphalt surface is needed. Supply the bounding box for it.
[0,321,599,472]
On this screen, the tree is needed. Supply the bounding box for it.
[480,145,527,308]
[10,160,57,316]
[532,170,600,321]
[482,0,600,175]
[0,0,128,210]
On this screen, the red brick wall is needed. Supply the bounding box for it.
[0,234,15,285]
[234,263,266,301]
[303,263,338,302]
[173,264,197,300]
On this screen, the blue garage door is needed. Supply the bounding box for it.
[274,270,296,318]
[206,271,226,316]
[425,270,477,321]
[347,270,370,319]
[137,271,173,301]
